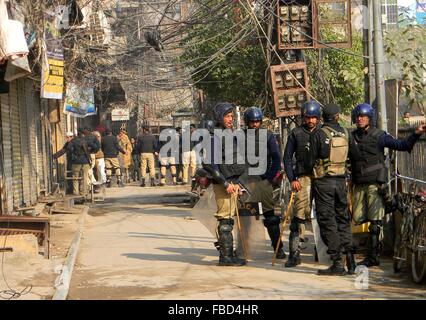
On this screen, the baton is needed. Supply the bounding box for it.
[272,191,295,266]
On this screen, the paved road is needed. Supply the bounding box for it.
[68,185,426,300]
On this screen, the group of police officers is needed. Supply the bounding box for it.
[201,101,426,275]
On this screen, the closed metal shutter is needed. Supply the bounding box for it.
[0,91,14,213]
[25,80,39,204]
[18,79,31,206]
[9,81,24,208]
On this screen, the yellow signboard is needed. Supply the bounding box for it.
[41,58,64,99]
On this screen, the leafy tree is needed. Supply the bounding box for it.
[180,1,267,108]
[384,12,426,114]
[304,32,365,115]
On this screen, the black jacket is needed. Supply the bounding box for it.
[68,136,91,165]
[102,135,125,158]
[85,134,101,154]
[136,134,157,154]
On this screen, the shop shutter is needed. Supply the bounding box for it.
[9,81,24,208]
[0,91,14,213]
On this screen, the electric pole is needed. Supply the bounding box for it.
[372,0,388,132]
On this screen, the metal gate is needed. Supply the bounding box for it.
[9,81,24,208]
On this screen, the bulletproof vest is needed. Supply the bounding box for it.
[217,132,246,179]
[349,127,386,184]
[313,126,349,178]
[293,126,316,176]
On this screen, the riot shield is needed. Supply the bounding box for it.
[311,200,332,265]
[190,185,217,237]
[234,201,268,261]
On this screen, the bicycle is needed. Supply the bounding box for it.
[392,183,426,284]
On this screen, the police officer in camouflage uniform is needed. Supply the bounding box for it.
[349,103,426,268]
[243,107,285,259]
[283,101,321,267]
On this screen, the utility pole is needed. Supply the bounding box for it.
[372,0,387,131]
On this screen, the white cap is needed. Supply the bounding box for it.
[66,131,74,137]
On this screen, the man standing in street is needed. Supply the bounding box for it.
[243,107,285,259]
[102,128,126,188]
[83,127,101,186]
[137,126,157,187]
[311,103,355,276]
[349,103,426,268]
[181,124,198,186]
[68,128,94,196]
[118,129,133,184]
[202,102,247,266]
[53,131,75,194]
[93,131,106,185]
[283,101,321,267]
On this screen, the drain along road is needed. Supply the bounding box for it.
[68,185,425,300]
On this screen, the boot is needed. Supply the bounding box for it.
[357,233,380,267]
[150,179,156,187]
[345,252,357,275]
[285,250,301,268]
[140,178,146,187]
[317,257,346,276]
[106,176,112,188]
[265,215,286,259]
[117,177,125,187]
[217,219,246,266]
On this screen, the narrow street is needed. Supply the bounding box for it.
[68,185,426,300]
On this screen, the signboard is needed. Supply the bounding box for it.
[417,0,426,25]
[41,10,64,99]
[63,83,96,118]
[111,108,130,121]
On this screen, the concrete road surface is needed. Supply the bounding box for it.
[68,185,426,300]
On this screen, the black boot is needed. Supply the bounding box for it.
[357,233,380,267]
[117,177,125,187]
[150,179,156,187]
[106,176,112,188]
[285,250,301,268]
[264,213,286,259]
[345,252,357,275]
[140,178,146,187]
[217,219,246,266]
[318,257,347,276]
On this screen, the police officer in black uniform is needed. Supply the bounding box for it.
[349,103,426,267]
[311,104,355,276]
[243,107,285,259]
[283,101,321,267]
[202,102,247,266]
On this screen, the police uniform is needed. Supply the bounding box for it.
[243,107,284,259]
[102,131,126,187]
[202,102,246,266]
[349,104,422,267]
[284,125,318,264]
[311,104,354,275]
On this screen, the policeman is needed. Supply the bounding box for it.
[349,103,426,267]
[283,101,321,267]
[243,107,285,259]
[102,128,127,187]
[68,128,94,196]
[137,126,158,187]
[311,103,355,276]
[202,102,247,266]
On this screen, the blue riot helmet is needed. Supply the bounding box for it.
[301,101,321,119]
[204,120,215,131]
[213,102,234,126]
[352,103,375,124]
[243,106,263,125]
